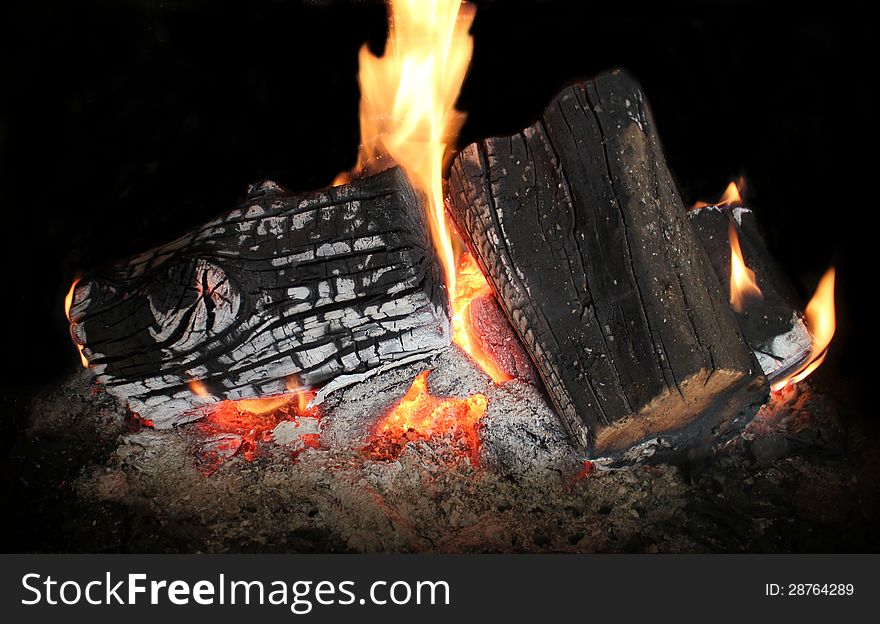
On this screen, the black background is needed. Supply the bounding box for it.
[0,0,874,440]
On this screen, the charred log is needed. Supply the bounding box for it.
[447,70,768,456]
[688,204,812,382]
[68,167,450,428]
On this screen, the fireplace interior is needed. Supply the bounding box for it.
[1,0,877,553]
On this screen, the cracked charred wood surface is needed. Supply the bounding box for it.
[68,167,450,428]
[447,70,768,456]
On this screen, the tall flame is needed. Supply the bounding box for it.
[347,0,507,382]
[64,279,89,368]
[728,221,763,313]
[352,0,474,300]
[772,268,836,391]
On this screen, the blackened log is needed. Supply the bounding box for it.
[447,70,768,455]
[68,167,450,428]
[688,203,812,382]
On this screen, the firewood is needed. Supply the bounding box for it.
[688,204,812,383]
[447,70,768,456]
[68,167,450,428]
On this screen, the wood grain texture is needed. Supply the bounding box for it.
[447,70,767,454]
[68,167,450,427]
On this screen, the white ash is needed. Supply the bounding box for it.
[755,313,813,381]
[21,358,868,553]
[273,418,320,447]
[319,345,579,479]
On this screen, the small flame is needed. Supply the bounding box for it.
[188,379,209,398]
[729,221,763,313]
[64,278,89,368]
[718,181,743,206]
[370,370,487,461]
[693,178,744,209]
[286,375,318,415]
[235,396,291,415]
[772,268,836,391]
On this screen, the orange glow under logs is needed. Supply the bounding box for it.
[369,370,487,462]
[451,253,513,383]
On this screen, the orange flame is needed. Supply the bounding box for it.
[728,221,763,313]
[718,180,743,206]
[188,379,209,398]
[772,268,836,391]
[188,375,318,417]
[350,0,474,328]
[64,279,89,368]
[285,375,318,416]
[344,0,511,384]
[371,370,487,461]
[235,396,291,415]
[452,254,512,383]
[693,179,744,209]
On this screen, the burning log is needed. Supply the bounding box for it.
[67,167,450,428]
[447,70,769,456]
[688,193,813,385]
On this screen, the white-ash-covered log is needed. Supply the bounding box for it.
[447,69,769,456]
[67,166,450,428]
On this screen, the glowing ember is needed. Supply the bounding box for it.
[368,370,487,462]
[194,388,320,473]
[452,253,512,383]
[64,279,88,368]
[728,221,763,313]
[772,268,836,392]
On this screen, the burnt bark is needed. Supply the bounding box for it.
[447,70,768,455]
[68,167,449,428]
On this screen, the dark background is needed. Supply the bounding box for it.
[0,0,873,445]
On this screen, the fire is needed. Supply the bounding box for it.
[286,374,318,415]
[368,370,487,461]
[772,268,836,391]
[195,395,321,472]
[350,0,474,301]
[718,180,743,206]
[64,279,89,368]
[452,254,512,383]
[347,0,507,382]
[189,383,321,473]
[728,221,763,313]
[188,379,209,398]
[693,178,744,209]
[188,376,318,417]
